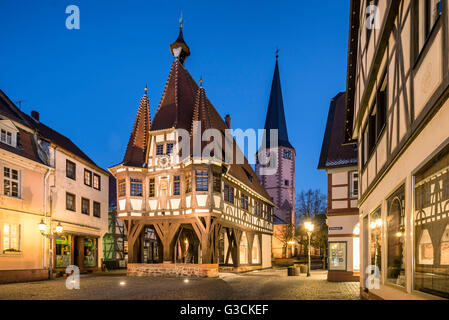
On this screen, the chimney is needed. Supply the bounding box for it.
[31,111,40,122]
[225,114,231,129]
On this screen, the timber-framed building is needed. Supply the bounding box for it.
[109,24,274,276]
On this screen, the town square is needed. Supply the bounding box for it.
[0,0,449,310]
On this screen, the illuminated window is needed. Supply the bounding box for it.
[118,179,126,197]
[84,169,92,187]
[3,167,19,198]
[93,174,101,190]
[2,224,20,254]
[149,178,155,197]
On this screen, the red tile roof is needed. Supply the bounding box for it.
[122,93,151,167]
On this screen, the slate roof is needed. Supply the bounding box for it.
[318,92,358,170]
[263,58,293,150]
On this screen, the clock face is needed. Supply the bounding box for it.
[158,156,170,168]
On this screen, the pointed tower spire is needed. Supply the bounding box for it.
[123,90,151,167]
[170,12,190,65]
[263,55,293,149]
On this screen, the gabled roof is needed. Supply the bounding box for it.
[0,89,104,172]
[123,92,151,167]
[263,58,293,150]
[318,92,358,170]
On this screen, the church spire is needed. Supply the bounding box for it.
[123,89,151,167]
[170,12,190,65]
[263,55,293,149]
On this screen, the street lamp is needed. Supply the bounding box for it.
[304,220,314,277]
[38,219,64,279]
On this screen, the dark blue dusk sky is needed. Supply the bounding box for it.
[0,0,349,195]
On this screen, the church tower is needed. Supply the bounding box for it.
[256,55,296,258]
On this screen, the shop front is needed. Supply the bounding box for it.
[54,233,99,272]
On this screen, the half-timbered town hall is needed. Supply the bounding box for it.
[109,23,274,277]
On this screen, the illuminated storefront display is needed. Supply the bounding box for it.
[83,237,97,267]
[414,148,449,299]
[329,242,347,271]
[55,234,72,268]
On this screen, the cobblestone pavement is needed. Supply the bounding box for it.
[0,268,360,300]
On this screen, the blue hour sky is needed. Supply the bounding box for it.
[0,0,349,195]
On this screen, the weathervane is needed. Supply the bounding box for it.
[275,47,280,59]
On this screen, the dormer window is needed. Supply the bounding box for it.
[0,120,19,148]
[1,129,12,145]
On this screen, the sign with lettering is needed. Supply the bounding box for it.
[329,227,343,231]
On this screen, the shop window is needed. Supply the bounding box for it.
[418,229,434,264]
[56,235,72,267]
[2,223,20,254]
[130,178,143,196]
[414,144,449,298]
[149,178,155,197]
[370,208,382,273]
[118,179,126,197]
[329,242,347,271]
[3,167,19,198]
[83,238,97,267]
[66,160,76,180]
[195,170,208,192]
[441,225,449,265]
[386,186,406,287]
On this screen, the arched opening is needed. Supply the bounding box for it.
[174,225,200,264]
[142,226,162,264]
[252,235,260,264]
[418,229,434,265]
[239,232,248,265]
